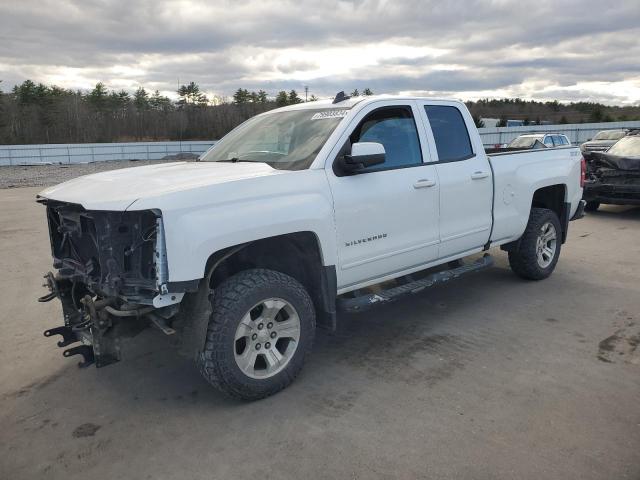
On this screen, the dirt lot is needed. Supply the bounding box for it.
[0,158,195,188]
[0,186,639,480]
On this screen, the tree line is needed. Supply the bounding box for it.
[233,87,373,106]
[0,80,258,144]
[466,97,640,128]
[0,80,375,145]
[0,78,637,145]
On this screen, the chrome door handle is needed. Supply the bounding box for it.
[413,179,436,188]
[471,171,489,180]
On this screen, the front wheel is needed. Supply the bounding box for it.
[508,208,562,280]
[198,268,315,400]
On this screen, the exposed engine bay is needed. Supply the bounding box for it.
[37,199,178,368]
[43,200,162,298]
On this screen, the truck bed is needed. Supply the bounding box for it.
[487,146,583,245]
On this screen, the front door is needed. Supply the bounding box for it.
[327,101,440,290]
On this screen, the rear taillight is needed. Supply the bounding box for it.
[580,156,586,188]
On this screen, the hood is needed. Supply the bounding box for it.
[38,161,285,210]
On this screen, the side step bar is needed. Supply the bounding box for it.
[337,254,494,312]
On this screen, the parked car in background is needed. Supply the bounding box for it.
[484,133,572,153]
[481,118,525,128]
[580,130,627,159]
[583,132,640,211]
[507,135,546,150]
[508,134,571,149]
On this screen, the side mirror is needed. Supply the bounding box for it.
[341,142,386,173]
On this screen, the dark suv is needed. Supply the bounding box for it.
[580,130,627,159]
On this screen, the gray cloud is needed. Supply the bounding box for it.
[276,60,318,74]
[1,0,639,104]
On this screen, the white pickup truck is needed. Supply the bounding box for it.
[38,94,586,400]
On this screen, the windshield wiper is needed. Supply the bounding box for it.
[218,157,257,163]
[218,151,287,163]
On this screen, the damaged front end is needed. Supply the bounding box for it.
[584,153,640,206]
[38,199,181,368]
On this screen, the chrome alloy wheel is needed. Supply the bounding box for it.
[233,298,301,379]
[535,221,557,268]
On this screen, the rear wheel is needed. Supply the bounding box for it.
[197,268,315,400]
[584,201,600,212]
[508,208,562,280]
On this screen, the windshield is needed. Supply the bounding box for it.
[607,136,640,156]
[593,130,626,141]
[200,108,350,170]
[508,136,541,148]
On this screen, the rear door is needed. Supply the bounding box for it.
[417,101,493,258]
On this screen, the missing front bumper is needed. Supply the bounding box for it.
[39,272,149,368]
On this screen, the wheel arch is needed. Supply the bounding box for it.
[502,183,569,253]
[530,184,570,243]
[204,232,337,330]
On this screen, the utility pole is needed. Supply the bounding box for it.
[177,77,183,143]
[304,85,308,102]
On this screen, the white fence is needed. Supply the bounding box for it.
[0,140,216,166]
[478,120,640,147]
[2,120,640,166]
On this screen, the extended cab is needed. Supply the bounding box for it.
[38,94,586,400]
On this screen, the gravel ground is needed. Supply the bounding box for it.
[0,156,197,189]
[0,186,639,480]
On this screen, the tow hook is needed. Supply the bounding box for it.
[39,277,120,368]
[63,345,95,368]
[44,326,78,348]
[38,272,59,302]
[40,275,157,368]
[43,326,96,369]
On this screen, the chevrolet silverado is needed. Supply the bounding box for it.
[38,93,586,400]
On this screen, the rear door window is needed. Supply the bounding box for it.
[544,136,554,147]
[424,105,474,162]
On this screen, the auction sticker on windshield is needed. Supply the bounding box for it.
[311,110,349,120]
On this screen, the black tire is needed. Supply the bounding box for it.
[508,208,562,281]
[197,268,315,400]
[584,201,600,212]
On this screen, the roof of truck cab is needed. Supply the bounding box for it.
[271,94,464,112]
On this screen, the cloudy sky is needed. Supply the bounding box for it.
[1,0,639,104]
